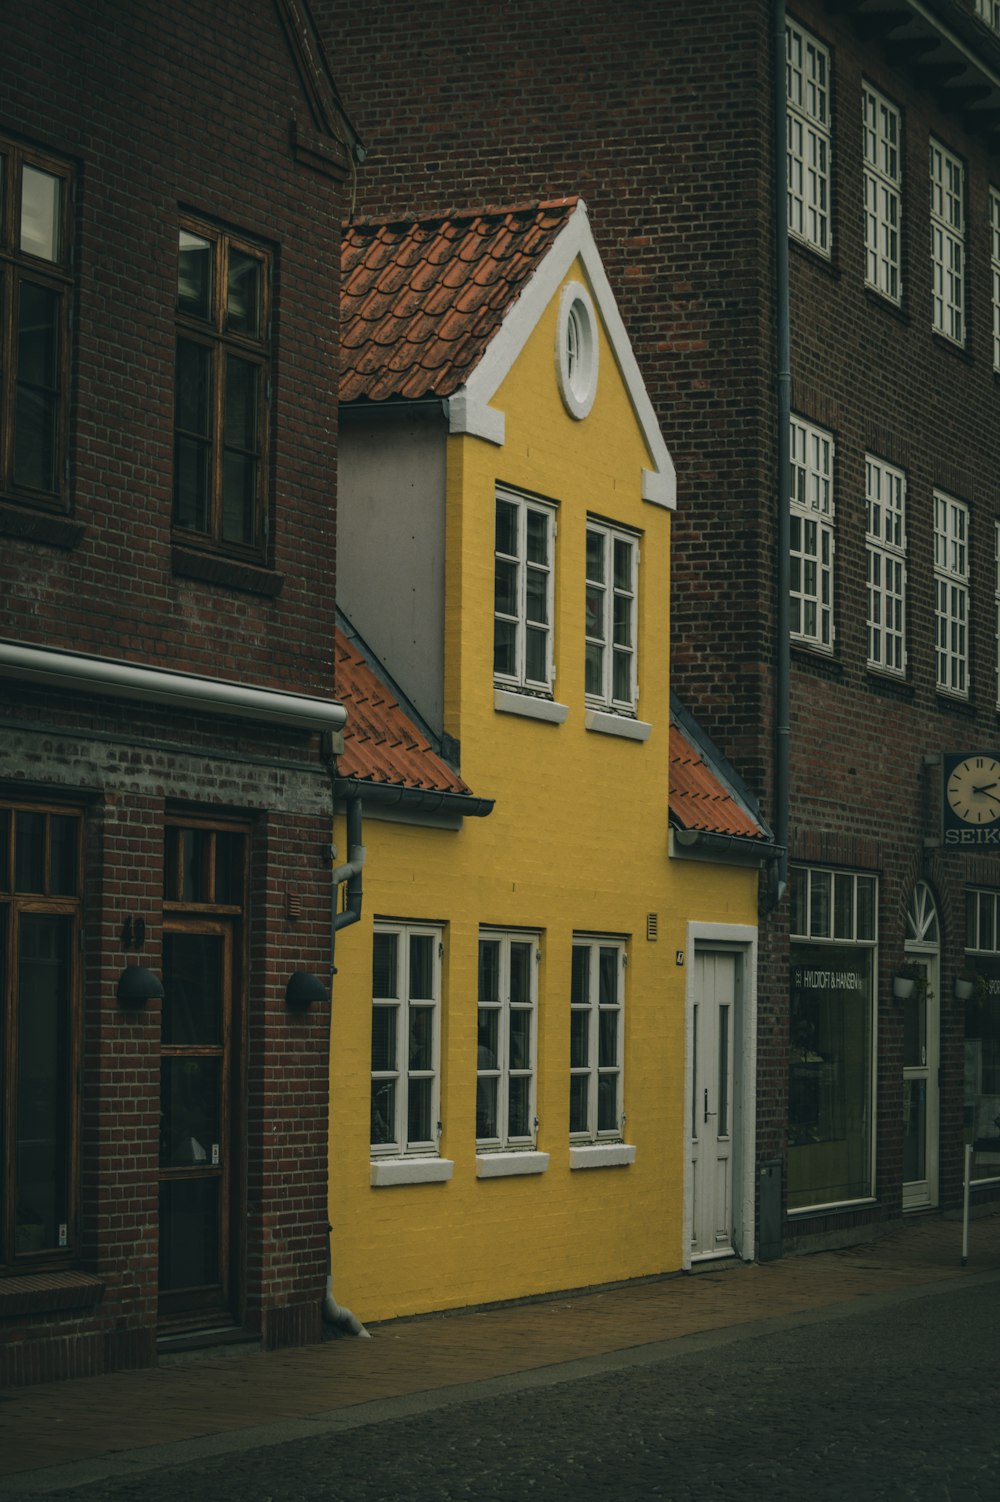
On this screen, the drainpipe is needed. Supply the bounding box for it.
[322,787,370,1338]
[771,0,791,909]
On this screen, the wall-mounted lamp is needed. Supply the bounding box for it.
[116,965,164,1008]
[285,971,327,1009]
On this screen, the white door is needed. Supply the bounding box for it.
[691,950,737,1259]
[903,884,940,1212]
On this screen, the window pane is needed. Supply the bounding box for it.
[478,940,500,1003]
[160,1057,221,1167]
[0,809,10,892]
[585,585,604,641]
[178,229,213,318]
[790,867,807,936]
[834,873,853,940]
[585,641,603,697]
[509,1008,531,1070]
[20,165,61,262]
[598,1010,618,1068]
[613,538,633,591]
[477,1007,498,1069]
[49,815,78,897]
[373,931,398,999]
[856,878,876,942]
[525,566,548,626]
[408,1004,433,1071]
[371,1004,397,1072]
[493,620,516,678]
[612,650,631,704]
[598,947,618,1006]
[14,811,45,892]
[612,593,632,647]
[570,1010,589,1068]
[597,1073,618,1132]
[14,282,59,492]
[525,626,547,683]
[586,529,605,582]
[509,941,533,1003]
[174,340,211,532]
[16,914,72,1254]
[495,499,517,556]
[162,933,223,1047]
[508,1076,530,1138]
[526,508,548,565]
[214,831,245,905]
[810,870,832,938]
[569,1075,589,1134]
[222,356,259,546]
[494,558,517,616]
[476,1076,498,1139]
[371,1080,395,1146]
[571,945,589,1005]
[227,248,261,336]
[181,827,210,903]
[409,933,434,1000]
[407,1078,432,1145]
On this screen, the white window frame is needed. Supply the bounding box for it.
[976,1,1000,35]
[863,85,901,304]
[991,189,1000,372]
[866,454,907,676]
[476,929,539,1151]
[934,491,969,699]
[370,921,442,1159]
[786,17,831,256]
[584,520,639,715]
[930,139,964,344]
[569,937,625,1144]
[494,487,556,695]
[790,415,835,652]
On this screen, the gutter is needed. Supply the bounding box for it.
[0,639,346,733]
[335,775,495,820]
[673,827,784,861]
[772,0,791,908]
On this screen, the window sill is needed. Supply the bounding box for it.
[370,1157,454,1187]
[172,545,285,598]
[0,499,85,550]
[569,1142,636,1170]
[494,689,568,724]
[476,1150,549,1178]
[0,1269,104,1316]
[585,709,651,742]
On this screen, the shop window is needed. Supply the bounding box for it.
[964,889,1000,1183]
[0,801,82,1266]
[788,865,877,1213]
[0,137,74,508]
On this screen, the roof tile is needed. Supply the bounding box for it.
[669,722,766,840]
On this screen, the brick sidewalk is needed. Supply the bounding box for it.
[2,1209,998,1486]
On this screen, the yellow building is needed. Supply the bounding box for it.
[329,199,771,1325]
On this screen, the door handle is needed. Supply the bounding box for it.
[704,1089,716,1123]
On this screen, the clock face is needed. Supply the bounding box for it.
[946,756,1000,825]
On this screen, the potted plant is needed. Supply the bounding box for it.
[892,961,925,1002]
[955,964,987,1004]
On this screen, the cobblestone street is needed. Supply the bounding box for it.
[4,1274,998,1502]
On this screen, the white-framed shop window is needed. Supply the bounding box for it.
[786,17,831,256]
[863,84,901,303]
[930,139,965,344]
[788,865,878,1214]
[790,415,835,651]
[991,190,1000,372]
[370,922,442,1158]
[585,521,638,715]
[866,454,906,675]
[569,937,625,1142]
[934,491,969,699]
[494,487,556,695]
[476,930,539,1149]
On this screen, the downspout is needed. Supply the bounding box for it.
[771,0,791,909]
[323,786,371,1338]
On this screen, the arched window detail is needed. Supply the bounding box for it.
[906,881,940,946]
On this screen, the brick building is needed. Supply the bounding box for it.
[0,0,356,1381]
[319,0,1000,1253]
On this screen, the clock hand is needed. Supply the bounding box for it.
[973,782,1000,795]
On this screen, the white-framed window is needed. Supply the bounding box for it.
[370,922,442,1157]
[790,415,835,651]
[570,938,625,1142]
[476,929,538,1148]
[494,487,556,694]
[964,887,1000,1186]
[930,140,964,344]
[786,17,831,256]
[789,865,878,1214]
[934,491,969,698]
[585,521,638,714]
[866,455,906,675]
[991,190,1000,372]
[976,1,1000,35]
[863,85,901,303]
[556,281,599,421]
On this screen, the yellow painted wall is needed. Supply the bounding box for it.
[329,258,758,1321]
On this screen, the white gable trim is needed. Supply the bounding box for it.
[447,200,676,510]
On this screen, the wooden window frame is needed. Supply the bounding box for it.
[370,921,443,1159]
[569,937,625,1144]
[173,216,272,561]
[0,137,74,511]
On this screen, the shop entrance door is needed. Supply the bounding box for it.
[690,949,737,1259]
[903,884,940,1212]
[158,922,236,1324]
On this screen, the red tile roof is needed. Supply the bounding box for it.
[340,198,579,402]
[335,625,472,796]
[669,722,767,840]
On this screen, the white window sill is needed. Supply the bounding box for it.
[475,1150,549,1179]
[584,709,651,742]
[370,1157,454,1187]
[494,689,568,724]
[569,1143,636,1170]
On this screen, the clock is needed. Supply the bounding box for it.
[945,755,1000,826]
